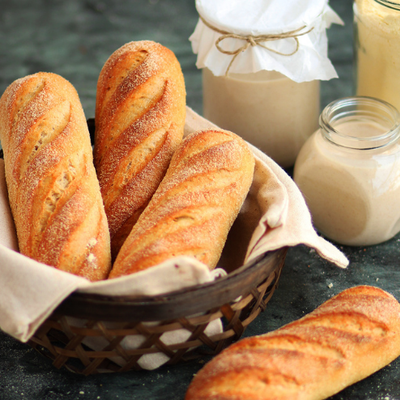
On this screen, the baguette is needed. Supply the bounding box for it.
[185,285,400,400]
[108,129,255,278]
[94,40,186,258]
[0,72,111,281]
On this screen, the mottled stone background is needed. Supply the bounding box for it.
[1,1,399,399]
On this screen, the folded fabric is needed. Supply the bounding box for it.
[0,107,348,370]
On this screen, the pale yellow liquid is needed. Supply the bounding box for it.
[355,0,400,111]
[202,68,320,168]
[294,119,400,246]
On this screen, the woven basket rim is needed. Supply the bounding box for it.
[55,248,287,322]
[30,248,287,374]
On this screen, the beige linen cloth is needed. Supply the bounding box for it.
[0,107,348,369]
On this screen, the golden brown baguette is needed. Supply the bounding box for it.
[185,285,400,400]
[108,129,255,278]
[94,40,186,258]
[0,72,111,281]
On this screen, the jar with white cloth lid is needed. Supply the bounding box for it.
[294,96,400,247]
[190,0,343,168]
[354,0,400,112]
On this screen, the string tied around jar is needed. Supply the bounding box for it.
[199,16,314,76]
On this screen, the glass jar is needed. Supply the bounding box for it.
[190,0,343,168]
[202,68,320,168]
[294,96,400,246]
[354,0,400,111]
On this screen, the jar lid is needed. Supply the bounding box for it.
[190,0,343,82]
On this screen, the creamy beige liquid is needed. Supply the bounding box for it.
[337,120,386,137]
[294,119,400,246]
[355,0,400,111]
[202,68,320,168]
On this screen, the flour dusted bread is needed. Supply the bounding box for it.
[109,129,255,278]
[185,285,400,400]
[94,40,186,258]
[0,72,111,281]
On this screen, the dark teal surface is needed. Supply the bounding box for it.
[1,1,400,399]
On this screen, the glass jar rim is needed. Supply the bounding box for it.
[374,0,400,11]
[320,96,400,150]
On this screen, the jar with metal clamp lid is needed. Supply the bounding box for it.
[354,0,400,111]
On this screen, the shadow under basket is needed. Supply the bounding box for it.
[28,248,287,375]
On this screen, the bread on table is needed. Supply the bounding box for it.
[108,129,255,278]
[185,285,400,400]
[0,72,111,281]
[94,40,186,258]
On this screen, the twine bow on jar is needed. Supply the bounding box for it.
[200,16,314,75]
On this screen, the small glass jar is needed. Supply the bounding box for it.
[202,68,320,168]
[354,0,400,111]
[294,96,400,246]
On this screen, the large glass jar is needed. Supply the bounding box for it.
[202,69,320,168]
[354,0,400,111]
[294,96,400,246]
[190,0,343,168]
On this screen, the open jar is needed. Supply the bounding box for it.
[190,0,343,168]
[354,0,400,111]
[294,96,400,247]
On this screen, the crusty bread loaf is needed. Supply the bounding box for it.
[185,285,400,400]
[108,129,255,278]
[94,40,186,258]
[0,72,111,281]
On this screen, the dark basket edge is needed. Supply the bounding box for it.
[28,250,287,374]
[54,248,288,322]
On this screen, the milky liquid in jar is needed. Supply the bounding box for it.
[189,0,343,168]
[294,96,400,246]
[202,69,320,168]
[354,0,400,111]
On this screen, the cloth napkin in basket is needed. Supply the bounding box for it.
[0,107,348,370]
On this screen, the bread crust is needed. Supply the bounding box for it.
[0,72,111,281]
[185,285,400,400]
[108,129,255,278]
[94,40,186,258]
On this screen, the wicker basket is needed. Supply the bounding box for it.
[2,119,288,374]
[28,247,287,375]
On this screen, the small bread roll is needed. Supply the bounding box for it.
[0,72,111,281]
[109,129,255,278]
[94,40,186,258]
